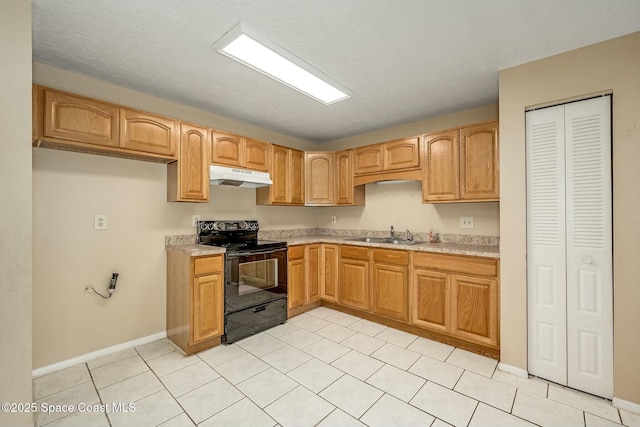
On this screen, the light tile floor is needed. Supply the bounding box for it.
[33,306,639,427]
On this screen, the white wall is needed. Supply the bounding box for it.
[0,1,33,426]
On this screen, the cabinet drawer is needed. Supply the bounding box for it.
[194,255,222,276]
[412,252,497,277]
[372,249,408,265]
[288,245,305,260]
[340,245,369,260]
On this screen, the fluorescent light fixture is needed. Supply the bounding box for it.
[213,23,352,105]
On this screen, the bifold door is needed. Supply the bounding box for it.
[526,96,612,398]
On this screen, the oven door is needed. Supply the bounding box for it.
[224,247,288,314]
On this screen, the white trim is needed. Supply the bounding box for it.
[32,331,167,378]
[498,362,529,378]
[613,397,640,415]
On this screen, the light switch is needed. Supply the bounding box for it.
[94,214,108,231]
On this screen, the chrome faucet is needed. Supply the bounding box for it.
[406,229,413,241]
[390,225,395,239]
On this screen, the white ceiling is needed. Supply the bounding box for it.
[32,0,640,143]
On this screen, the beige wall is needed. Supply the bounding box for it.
[318,182,499,237]
[0,1,33,426]
[32,148,318,368]
[499,32,640,404]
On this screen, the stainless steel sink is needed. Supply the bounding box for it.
[347,237,425,245]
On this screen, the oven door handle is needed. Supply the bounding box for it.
[226,247,287,258]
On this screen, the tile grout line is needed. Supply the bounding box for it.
[86,362,113,427]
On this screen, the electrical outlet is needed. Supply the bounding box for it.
[192,215,200,228]
[331,216,337,224]
[94,214,108,231]
[460,216,474,229]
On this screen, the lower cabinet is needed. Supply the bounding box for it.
[371,249,409,322]
[167,251,224,355]
[410,252,499,348]
[321,244,339,302]
[287,245,306,310]
[339,245,370,311]
[305,244,321,303]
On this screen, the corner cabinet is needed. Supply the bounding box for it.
[305,152,335,205]
[167,251,224,355]
[423,121,499,203]
[410,252,499,348]
[167,123,210,202]
[256,145,305,206]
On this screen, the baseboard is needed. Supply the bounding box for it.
[32,331,167,378]
[497,362,529,378]
[613,397,640,415]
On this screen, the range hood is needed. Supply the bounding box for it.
[209,165,272,188]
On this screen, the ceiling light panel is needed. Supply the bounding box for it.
[213,23,352,105]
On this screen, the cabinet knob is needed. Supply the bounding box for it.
[583,257,593,265]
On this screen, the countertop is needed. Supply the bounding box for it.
[165,244,225,257]
[278,235,500,258]
[165,235,499,258]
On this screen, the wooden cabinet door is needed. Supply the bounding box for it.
[354,144,384,175]
[289,149,305,204]
[119,108,177,156]
[173,123,209,201]
[339,258,369,311]
[306,152,334,205]
[321,244,339,302]
[211,131,242,167]
[192,272,223,343]
[371,263,408,322]
[460,122,499,200]
[244,138,270,171]
[423,130,460,202]
[451,274,498,347]
[305,244,321,303]
[335,150,354,204]
[411,269,451,333]
[288,258,306,309]
[43,89,119,147]
[384,137,420,171]
[271,145,290,204]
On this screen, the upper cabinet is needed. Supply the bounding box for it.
[423,121,499,203]
[306,150,365,206]
[211,131,270,171]
[384,137,421,171]
[305,152,335,205]
[33,86,177,162]
[119,108,177,156]
[335,149,365,205]
[459,122,499,200]
[41,89,119,147]
[167,123,210,202]
[355,136,421,175]
[256,145,305,206]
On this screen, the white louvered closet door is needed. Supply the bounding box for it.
[526,104,568,386]
[526,96,612,398]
